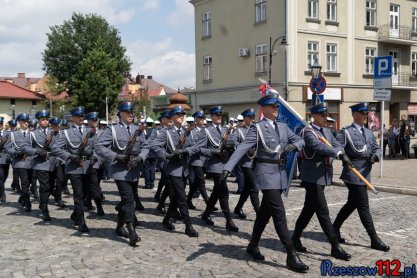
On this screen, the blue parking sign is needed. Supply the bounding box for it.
[374,56,392,79]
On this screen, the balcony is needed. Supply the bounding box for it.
[392,72,417,89]
[378,24,417,45]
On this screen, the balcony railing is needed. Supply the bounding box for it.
[393,72,417,87]
[378,24,417,42]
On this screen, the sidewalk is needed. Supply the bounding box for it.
[330,157,417,196]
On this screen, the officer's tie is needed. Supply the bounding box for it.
[361,127,366,141]
[273,121,280,138]
[23,131,26,137]
[78,126,83,134]
[216,125,221,135]
[127,125,131,136]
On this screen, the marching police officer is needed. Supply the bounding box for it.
[200,106,238,232]
[5,113,33,212]
[149,106,200,237]
[27,119,39,200]
[23,110,57,221]
[8,120,21,193]
[95,102,147,247]
[227,108,260,219]
[0,117,10,202]
[292,102,351,261]
[52,107,97,233]
[186,111,210,209]
[333,102,390,252]
[142,117,157,189]
[221,93,309,273]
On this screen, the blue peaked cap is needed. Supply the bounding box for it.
[86,112,99,121]
[159,110,171,120]
[169,106,186,117]
[350,102,369,112]
[192,110,205,118]
[0,117,4,124]
[60,119,69,127]
[209,106,223,115]
[8,119,17,127]
[257,93,280,106]
[49,117,60,126]
[70,106,85,116]
[16,113,30,121]
[118,102,135,112]
[28,119,37,127]
[241,108,255,117]
[309,102,328,114]
[35,110,50,119]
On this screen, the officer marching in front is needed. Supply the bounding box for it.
[292,102,351,261]
[200,106,239,232]
[95,102,147,247]
[0,117,10,203]
[52,107,97,233]
[5,113,33,212]
[227,108,260,219]
[150,106,200,237]
[333,102,390,252]
[23,110,58,221]
[221,93,309,273]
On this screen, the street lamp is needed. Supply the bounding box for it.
[10,104,16,119]
[268,35,288,98]
[311,59,322,79]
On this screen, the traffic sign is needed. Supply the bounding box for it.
[373,89,391,101]
[373,78,392,89]
[311,93,324,106]
[374,56,392,79]
[309,76,327,94]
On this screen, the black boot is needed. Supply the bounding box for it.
[330,237,351,260]
[234,208,247,219]
[225,212,239,232]
[31,185,39,199]
[370,236,390,252]
[333,225,346,243]
[78,218,90,233]
[63,186,70,195]
[115,214,129,238]
[95,198,105,216]
[187,199,196,210]
[201,210,214,226]
[162,216,175,231]
[184,218,198,237]
[156,204,166,214]
[126,222,140,247]
[292,237,307,253]
[0,194,5,203]
[54,198,66,208]
[40,204,51,221]
[24,196,32,212]
[133,215,140,227]
[285,244,309,273]
[135,199,145,211]
[246,244,265,261]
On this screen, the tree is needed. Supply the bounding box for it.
[42,13,131,116]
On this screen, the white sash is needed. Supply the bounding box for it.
[204,128,220,148]
[111,125,127,151]
[255,123,280,154]
[344,129,367,153]
[64,129,81,149]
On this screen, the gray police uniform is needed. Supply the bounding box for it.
[52,124,96,224]
[333,124,384,243]
[142,127,157,189]
[95,122,148,224]
[0,129,11,201]
[293,125,345,248]
[224,117,304,247]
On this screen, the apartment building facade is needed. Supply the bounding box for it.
[191,0,417,129]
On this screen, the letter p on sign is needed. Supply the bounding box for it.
[374,56,392,79]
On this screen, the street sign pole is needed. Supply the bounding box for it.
[380,100,384,178]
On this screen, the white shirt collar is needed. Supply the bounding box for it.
[264,117,275,127]
[353,123,364,131]
[312,123,323,130]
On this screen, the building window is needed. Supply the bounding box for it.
[307,41,319,69]
[327,0,337,21]
[203,56,212,81]
[366,0,377,27]
[308,0,319,19]
[412,52,417,76]
[255,0,267,23]
[413,8,417,32]
[365,47,376,74]
[326,43,337,72]
[202,11,211,37]
[255,44,268,73]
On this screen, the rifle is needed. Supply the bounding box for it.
[218,123,236,157]
[123,124,145,167]
[38,130,58,160]
[0,136,8,152]
[77,127,96,167]
[174,123,195,159]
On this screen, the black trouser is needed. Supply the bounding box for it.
[293,183,336,240]
[12,167,20,190]
[82,169,100,205]
[165,175,190,222]
[68,174,86,223]
[250,189,291,246]
[28,169,36,192]
[55,163,69,194]
[382,140,388,157]
[234,167,260,214]
[0,163,7,198]
[187,166,208,202]
[399,137,410,157]
[333,183,377,239]
[1,163,9,183]
[157,172,170,207]
[35,170,57,208]
[96,167,105,196]
[143,158,157,188]
[115,180,138,223]
[205,173,231,216]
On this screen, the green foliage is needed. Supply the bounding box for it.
[42,12,131,116]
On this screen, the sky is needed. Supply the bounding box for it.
[0,0,196,90]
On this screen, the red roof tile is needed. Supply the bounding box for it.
[0,81,43,100]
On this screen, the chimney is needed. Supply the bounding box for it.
[136,73,142,84]
[147,75,152,79]
[140,75,145,79]
[17,73,25,78]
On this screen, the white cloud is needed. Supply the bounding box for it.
[140,0,160,11]
[139,51,195,89]
[168,0,194,26]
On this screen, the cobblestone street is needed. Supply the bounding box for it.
[1,168,417,277]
